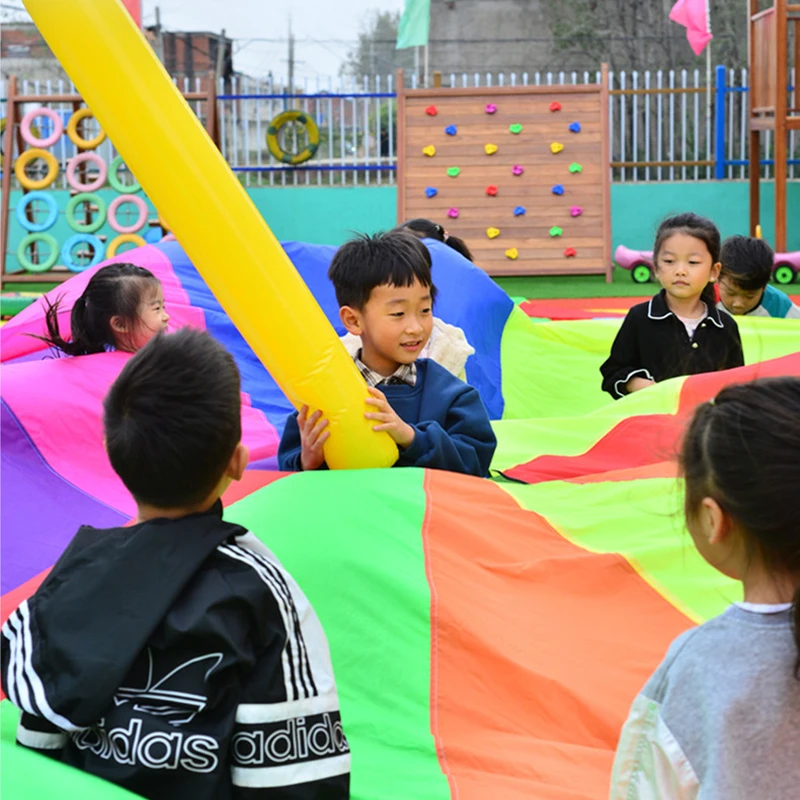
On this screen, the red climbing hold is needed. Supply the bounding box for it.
[486,185,498,196]
[549,101,562,112]
[425,105,438,116]
[564,247,577,257]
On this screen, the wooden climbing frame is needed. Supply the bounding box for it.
[748,0,800,251]
[396,66,612,279]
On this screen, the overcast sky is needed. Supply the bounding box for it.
[141,0,406,82]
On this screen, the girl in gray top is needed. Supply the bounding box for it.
[610,377,800,799]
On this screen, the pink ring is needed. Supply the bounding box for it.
[66,152,108,192]
[20,106,63,148]
[108,194,148,234]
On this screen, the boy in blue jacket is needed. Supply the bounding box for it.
[278,231,496,477]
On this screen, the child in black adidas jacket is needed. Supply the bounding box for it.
[0,329,350,800]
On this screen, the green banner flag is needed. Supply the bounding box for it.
[396,0,431,49]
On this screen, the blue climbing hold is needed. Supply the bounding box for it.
[569,122,581,133]
[445,124,457,136]
[513,206,526,217]
[552,184,565,195]
[425,187,438,198]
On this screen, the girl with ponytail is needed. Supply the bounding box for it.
[38,263,169,356]
[611,377,800,798]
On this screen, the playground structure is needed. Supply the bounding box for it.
[396,68,612,279]
[747,0,800,251]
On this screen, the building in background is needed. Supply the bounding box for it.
[1,22,69,83]
[143,28,234,89]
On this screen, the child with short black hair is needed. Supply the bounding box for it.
[278,230,496,476]
[39,262,170,355]
[601,213,744,399]
[399,217,475,262]
[1,329,350,800]
[717,235,800,318]
[611,377,800,798]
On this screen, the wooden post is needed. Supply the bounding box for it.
[433,71,442,89]
[600,63,612,282]
[395,69,406,226]
[1,77,19,287]
[749,130,761,236]
[774,0,788,251]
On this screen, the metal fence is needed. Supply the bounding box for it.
[4,69,799,186]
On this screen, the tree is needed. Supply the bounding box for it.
[341,10,416,79]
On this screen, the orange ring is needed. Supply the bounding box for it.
[14,148,59,190]
[66,107,107,150]
[107,233,146,257]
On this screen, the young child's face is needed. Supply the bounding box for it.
[654,232,720,302]
[717,278,764,315]
[130,284,170,351]
[356,279,434,375]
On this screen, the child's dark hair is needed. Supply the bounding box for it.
[38,263,160,356]
[720,235,774,291]
[680,377,800,676]
[654,213,720,307]
[328,230,438,310]
[398,218,475,262]
[103,328,242,509]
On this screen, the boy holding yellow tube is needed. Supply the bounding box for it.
[278,231,497,476]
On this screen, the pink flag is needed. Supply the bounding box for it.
[669,0,712,56]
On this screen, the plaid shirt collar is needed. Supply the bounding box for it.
[354,350,417,387]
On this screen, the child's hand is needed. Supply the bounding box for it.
[298,405,330,471]
[365,387,415,449]
[626,376,656,393]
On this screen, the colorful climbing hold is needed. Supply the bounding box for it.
[552,184,565,195]
[484,143,499,155]
[505,248,519,260]
[564,247,577,257]
[422,145,436,157]
[447,167,460,177]
[570,206,583,217]
[550,101,562,112]
[444,124,457,136]
[550,226,563,237]
[550,142,564,154]
[425,105,438,116]
[509,124,523,134]
[513,206,526,217]
[425,187,438,198]
[512,165,524,176]
[447,207,459,219]
[486,227,501,239]
[485,103,497,114]
[569,162,583,173]
[486,185,498,196]
[569,122,581,133]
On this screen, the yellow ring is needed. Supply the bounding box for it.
[107,233,146,257]
[14,148,59,190]
[266,110,320,166]
[67,107,107,150]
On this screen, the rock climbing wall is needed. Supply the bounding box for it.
[397,68,612,278]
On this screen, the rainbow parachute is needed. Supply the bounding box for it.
[2,241,799,799]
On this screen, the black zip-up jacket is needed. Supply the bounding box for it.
[600,289,745,399]
[0,503,350,799]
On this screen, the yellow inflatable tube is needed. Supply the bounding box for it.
[23,0,396,470]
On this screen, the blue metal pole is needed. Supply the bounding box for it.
[714,65,726,180]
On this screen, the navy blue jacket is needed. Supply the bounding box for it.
[278,359,497,477]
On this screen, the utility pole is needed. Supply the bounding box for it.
[154,5,164,64]
[287,16,295,102]
[215,27,226,84]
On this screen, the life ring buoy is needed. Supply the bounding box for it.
[61,233,105,272]
[65,192,107,233]
[108,154,142,193]
[107,233,146,257]
[18,233,59,272]
[266,110,320,165]
[14,148,60,190]
[108,194,148,233]
[15,190,59,232]
[20,106,64,148]
[66,107,107,149]
[66,152,108,192]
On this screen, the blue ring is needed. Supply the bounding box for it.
[15,191,58,232]
[61,234,105,272]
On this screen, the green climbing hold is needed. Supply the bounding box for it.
[569,163,583,173]
[509,123,523,134]
[447,167,460,177]
[549,226,563,237]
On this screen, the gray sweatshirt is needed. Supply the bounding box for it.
[611,604,800,799]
